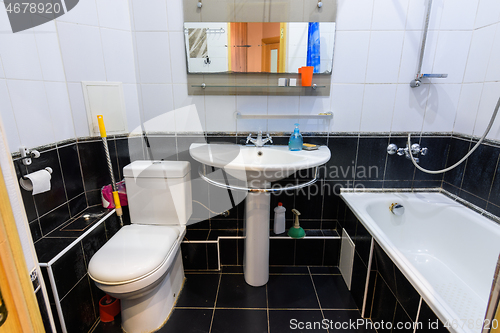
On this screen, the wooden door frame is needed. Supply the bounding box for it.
[0,164,44,331]
[261,36,280,72]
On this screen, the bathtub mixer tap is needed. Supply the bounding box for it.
[387,143,428,163]
[246,131,273,147]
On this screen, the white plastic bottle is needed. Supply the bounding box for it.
[274,202,286,234]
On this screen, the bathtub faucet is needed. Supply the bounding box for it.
[246,131,273,147]
[386,143,428,163]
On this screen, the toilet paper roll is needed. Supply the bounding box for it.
[19,168,52,195]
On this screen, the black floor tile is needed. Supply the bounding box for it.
[269,266,309,274]
[211,309,268,333]
[90,315,122,333]
[158,309,213,333]
[269,310,326,332]
[216,274,267,308]
[267,275,319,309]
[323,310,377,332]
[175,273,220,308]
[222,265,243,273]
[309,266,340,275]
[312,275,358,310]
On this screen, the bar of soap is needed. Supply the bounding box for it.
[302,143,319,150]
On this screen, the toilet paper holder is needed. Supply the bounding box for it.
[19,167,52,192]
[19,146,40,166]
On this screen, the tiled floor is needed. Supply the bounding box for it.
[91,266,376,333]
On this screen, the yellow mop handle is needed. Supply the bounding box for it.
[97,115,107,138]
[97,115,123,217]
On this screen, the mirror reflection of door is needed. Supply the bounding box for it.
[229,22,285,73]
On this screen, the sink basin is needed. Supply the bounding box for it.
[189,143,331,287]
[189,143,331,185]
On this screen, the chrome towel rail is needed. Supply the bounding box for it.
[198,165,319,193]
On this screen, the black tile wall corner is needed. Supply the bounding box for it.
[60,276,97,333]
[58,144,84,200]
[461,142,499,201]
[51,242,87,299]
[78,140,114,192]
[355,137,389,183]
[442,136,500,219]
[326,137,358,181]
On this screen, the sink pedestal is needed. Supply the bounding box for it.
[243,191,270,287]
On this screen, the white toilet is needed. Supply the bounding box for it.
[88,160,193,333]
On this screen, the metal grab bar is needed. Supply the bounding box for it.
[198,165,319,193]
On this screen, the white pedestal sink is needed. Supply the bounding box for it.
[189,143,331,286]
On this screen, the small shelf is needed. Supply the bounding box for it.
[191,84,326,89]
[235,112,333,120]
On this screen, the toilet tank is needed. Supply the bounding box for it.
[123,161,192,226]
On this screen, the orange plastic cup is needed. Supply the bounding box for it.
[299,66,314,86]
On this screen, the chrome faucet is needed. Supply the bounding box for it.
[246,131,273,147]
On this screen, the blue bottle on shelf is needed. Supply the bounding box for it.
[288,123,303,151]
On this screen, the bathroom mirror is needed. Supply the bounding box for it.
[184,22,335,74]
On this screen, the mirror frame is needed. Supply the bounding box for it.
[184,0,337,96]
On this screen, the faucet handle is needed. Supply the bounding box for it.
[246,133,253,144]
[266,133,273,143]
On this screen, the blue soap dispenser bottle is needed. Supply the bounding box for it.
[288,123,303,151]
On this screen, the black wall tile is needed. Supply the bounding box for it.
[326,137,358,180]
[58,144,84,200]
[394,266,420,321]
[350,252,368,310]
[60,276,97,333]
[459,190,488,209]
[105,213,122,239]
[29,220,42,243]
[356,137,389,182]
[52,242,87,299]
[295,239,324,266]
[78,141,113,192]
[82,223,107,268]
[269,239,295,266]
[461,143,499,200]
[181,243,208,270]
[414,137,450,181]
[443,138,470,188]
[416,301,448,333]
[115,138,131,179]
[393,303,414,332]
[208,243,219,269]
[371,273,397,333]
[69,193,87,218]
[384,137,416,181]
[86,189,102,207]
[219,239,238,265]
[39,204,70,236]
[323,239,340,266]
[353,221,371,265]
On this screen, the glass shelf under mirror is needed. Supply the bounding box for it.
[191,84,326,89]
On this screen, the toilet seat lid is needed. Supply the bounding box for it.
[88,224,180,284]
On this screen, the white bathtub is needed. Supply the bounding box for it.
[341,191,500,333]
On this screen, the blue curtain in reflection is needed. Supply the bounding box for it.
[307,22,320,73]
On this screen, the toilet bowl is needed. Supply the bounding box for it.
[88,161,194,333]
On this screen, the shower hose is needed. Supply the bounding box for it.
[408,97,500,174]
